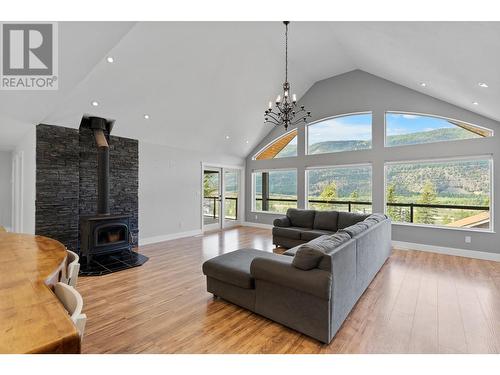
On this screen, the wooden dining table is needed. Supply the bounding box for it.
[0,232,81,354]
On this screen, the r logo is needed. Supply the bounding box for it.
[2,23,53,76]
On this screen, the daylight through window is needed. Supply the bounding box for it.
[253,170,297,214]
[385,158,492,230]
[307,165,372,214]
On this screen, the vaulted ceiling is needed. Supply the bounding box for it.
[1,21,499,157]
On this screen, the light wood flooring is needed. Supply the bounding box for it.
[78,226,500,354]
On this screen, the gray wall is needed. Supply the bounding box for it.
[0,150,12,229]
[139,141,244,243]
[245,70,500,255]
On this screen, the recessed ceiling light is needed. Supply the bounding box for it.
[106,56,114,63]
[473,101,479,106]
[143,114,150,119]
[478,82,488,88]
[225,135,230,140]
[419,82,427,87]
[245,140,249,144]
[91,101,99,107]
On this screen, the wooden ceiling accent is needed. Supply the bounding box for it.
[255,129,297,160]
[448,120,492,137]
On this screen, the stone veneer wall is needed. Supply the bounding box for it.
[35,124,139,252]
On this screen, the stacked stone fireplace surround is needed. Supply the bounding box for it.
[35,123,139,253]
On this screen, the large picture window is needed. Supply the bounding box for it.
[385,158,492,230]
[307,165,372,214]
[385,112,493,147]
[253,169,297,214]
[307,113,372,155]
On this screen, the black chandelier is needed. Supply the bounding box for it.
[264,21,311,131]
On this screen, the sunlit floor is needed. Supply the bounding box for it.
[77,226,500,353]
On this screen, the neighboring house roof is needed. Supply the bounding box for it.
[446,211,490,228]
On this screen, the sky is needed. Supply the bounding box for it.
[308,113,372,145]
[306,112,462,145]
[386,113,455,136]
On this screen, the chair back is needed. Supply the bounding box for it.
[65,250,80,287]
[54,282,87,337]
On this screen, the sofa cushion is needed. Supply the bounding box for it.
[272,226,306,240]
[337,211,371,229]
[340,222,370,238]
[282,245,301,256]
[308,232,352,253]
[292,245,325,270]
[202,248,290,289]
[287,208,316,228]
[301,229,335,242]
[313,211,339,232]
[364,213,387,223]
[273,217,291,227]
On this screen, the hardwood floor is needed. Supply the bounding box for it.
[77,226,500,354]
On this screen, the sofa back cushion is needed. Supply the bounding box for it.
[292,245,325,270]
[305,232,352,271]
[286,208,316,228]
[313,210,339,231]
[337,211,370,229]
[339,222,370,238]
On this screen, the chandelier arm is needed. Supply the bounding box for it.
[265,120,280,126]
[266,112,281,122]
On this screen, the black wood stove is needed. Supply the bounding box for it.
[79,116,132,265]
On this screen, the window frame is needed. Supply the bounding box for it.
[252,128,298,161]
[305,162,373,212]
[384,111,494,148]
[306,111,373,156]
[251,168,298,215]
[383,155,494,233]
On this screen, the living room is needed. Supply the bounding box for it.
[1,0,499,373]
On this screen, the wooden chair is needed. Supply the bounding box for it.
[61,250,80,287]
[54,282,87,337]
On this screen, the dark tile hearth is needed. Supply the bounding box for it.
[80,250,148,276]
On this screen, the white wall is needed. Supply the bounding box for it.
[0,150,12,229]
[13,127,36,234]
[245,70,500,256]
[139,141,243,244]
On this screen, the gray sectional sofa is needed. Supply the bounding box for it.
[273,208,371,248]
[202,209,392,344]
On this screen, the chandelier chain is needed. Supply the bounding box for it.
[285,21,288,83]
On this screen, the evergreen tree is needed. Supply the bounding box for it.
[386,184,400,221]
[319,182,337,210]
[415,180,438,224]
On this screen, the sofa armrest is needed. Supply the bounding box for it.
[273,217,291,227]
[250,257,332,300]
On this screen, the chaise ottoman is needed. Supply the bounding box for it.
[202,248,291,310]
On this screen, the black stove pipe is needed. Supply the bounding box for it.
[89,117,110,215]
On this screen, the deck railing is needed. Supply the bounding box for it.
[254,198,489,223]
[203,197,238,220]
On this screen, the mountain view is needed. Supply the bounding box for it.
[259,127,490,227]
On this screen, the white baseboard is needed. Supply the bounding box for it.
[241,221,273,229]
[392,240,500,262]
[139,229,202,246]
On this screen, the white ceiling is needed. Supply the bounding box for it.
[1,21,499,157]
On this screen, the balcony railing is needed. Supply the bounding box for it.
[203,196,238,220]
[255,198,489,223]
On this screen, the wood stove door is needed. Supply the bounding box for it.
[94,223,128,249]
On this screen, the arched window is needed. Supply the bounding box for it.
[307,112,372,155]
[254,129,297,160]
[385,112,493,147]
